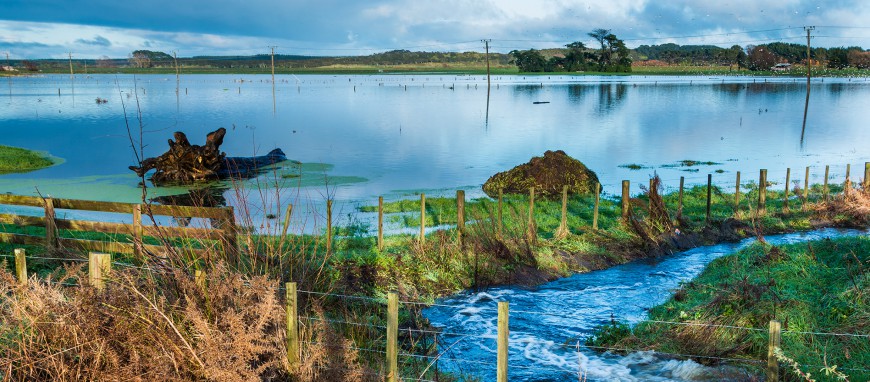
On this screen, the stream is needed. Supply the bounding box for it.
[421,228,867,381]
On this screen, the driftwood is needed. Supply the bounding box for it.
[130,128,288,184]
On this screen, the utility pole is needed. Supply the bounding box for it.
[800,26,815,142]
[68,52,75,102]
[269,46,277,84]
[5,52,9,67]
[482,39,492,89]
[173,51,179,84]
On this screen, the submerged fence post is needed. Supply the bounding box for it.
[457,190,465,244]
[497,301,509,382]
[377,197,384,252]
[759,169,768,214]
[592,183,601,230]
[419,193,426,244]
[286,282,299,371]
[767,320,782,382]
[784,168,791,212]
[621,180,630,219]
[387,292,399,382]
[735,171,741,211]
[15,248,26,286]
[88,252,111,291]
[824,165,830,201]
[528,187,536,242]
[677,177,685,220]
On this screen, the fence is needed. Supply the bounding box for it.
[0,194,237,258]
[4,253,868,382]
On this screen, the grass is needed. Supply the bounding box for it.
[1,173,868,380]
[588,236,869,381]
[0,145,55,173]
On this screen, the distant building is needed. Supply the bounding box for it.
[771,63,792,71]
[1,65,16,71]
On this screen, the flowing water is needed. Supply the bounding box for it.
[2,74,870,228]
[421,228,868,382]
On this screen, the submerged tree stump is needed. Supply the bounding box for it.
[130,128,227,184]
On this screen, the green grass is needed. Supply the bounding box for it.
[0,145,55,173]
[588,236,869,381]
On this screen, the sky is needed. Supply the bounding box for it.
[1,0,868,59]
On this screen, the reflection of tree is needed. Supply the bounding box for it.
[566,84,590,103]
[512,84,543,97]
[597,83,628,112]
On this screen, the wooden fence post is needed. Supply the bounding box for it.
[457,190,465,244]
[387,292,398,382]
[44,197,56,252]
[592,183,601,230]
[528,187,536,242]
[326,200,333,254]
[15,248,27,286]
[221,207,238,257]
[767,320,782,382]
[419,193,426,244]
[497,188,503,235]
[823,165,830,201]
[132,204,143,259]
[557,185,568,237]
[497,301,509,382]
[706,174,712,222]
[621,180,630,219]
[784,168,791,212]
[735,171,741,211]
[804,167,810,205]
[377,197,384,251]
[759,169,767,214]
[88,252,111,290]
[864,162,870,190]
[677,177,685,220]
[845,163,851,184]
[286,282,299,371]
[281,204,293,237]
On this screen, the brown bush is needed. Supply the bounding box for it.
[0,262,370,381]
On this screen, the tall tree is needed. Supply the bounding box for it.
[509,49,547,72]
[588,28,611,71]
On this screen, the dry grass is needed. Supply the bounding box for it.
[0,261,372,381]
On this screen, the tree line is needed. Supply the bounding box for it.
[509,28,632,73]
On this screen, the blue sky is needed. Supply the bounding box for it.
[1,0,868,59]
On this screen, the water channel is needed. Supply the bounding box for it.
[421,228,867,382]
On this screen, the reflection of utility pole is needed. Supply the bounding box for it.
[482,39,491,89]
[800,26,814,145]
[269,46,277,114]
[68,52,75,104]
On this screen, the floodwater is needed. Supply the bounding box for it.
[2,74,869,228]
[422,228,867,382]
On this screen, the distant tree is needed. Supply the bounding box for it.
[826,47,849,69]
[729,45,747,68]
[588,28,611,70]
[96,55,114,68]
[20,60,39,71]
[746,45,778,71]
[847,49,870,69]
[509,49,547,72]
[562,41,591,71]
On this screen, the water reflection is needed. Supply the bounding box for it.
[597,83,627,112]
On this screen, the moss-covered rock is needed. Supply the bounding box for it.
[482,150,600,198]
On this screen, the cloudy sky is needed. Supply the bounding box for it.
[1,0,868,59]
